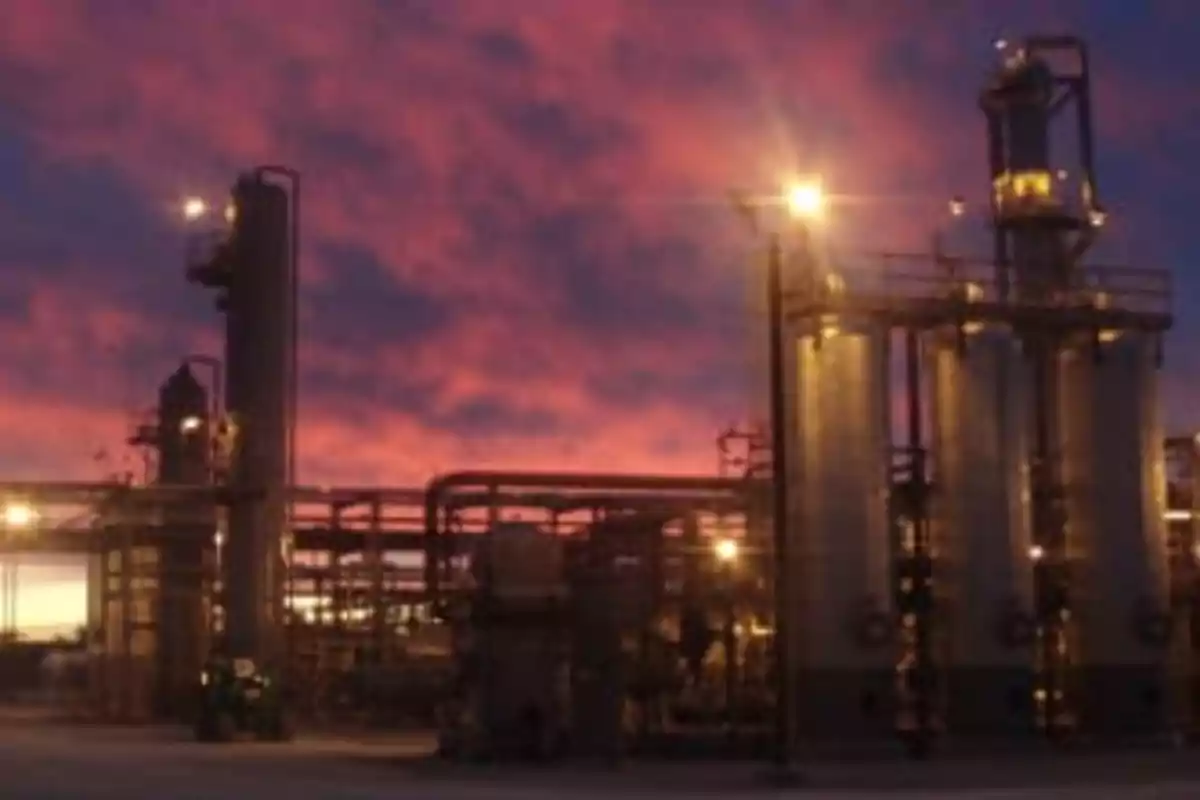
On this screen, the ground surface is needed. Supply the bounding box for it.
[1,715,1200,798]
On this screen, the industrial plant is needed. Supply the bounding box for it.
[0,34,1193,761]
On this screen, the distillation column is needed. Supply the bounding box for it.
[789,313,894,738]
[154,364,214,719]
[981,38,1171,738]
[187,168,297,668]
[223,173,294,667]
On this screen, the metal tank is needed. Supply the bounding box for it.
[154,364,214,719]
[449,523,569,760]
[223,173,295,666]
[788,315,894,738]
[926,326,1037,734]
[1058,332,1172,736]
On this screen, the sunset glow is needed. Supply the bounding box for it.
[0,4,1194,625]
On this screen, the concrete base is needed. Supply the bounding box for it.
[1076,665,1170,740]
[944,667,1036,737]
[795,668,896,741]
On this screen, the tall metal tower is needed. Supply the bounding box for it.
[187,167,299,669]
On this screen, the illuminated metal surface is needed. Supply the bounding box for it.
[927,327,1035,670]
[790,318,893,670]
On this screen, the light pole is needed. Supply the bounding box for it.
[734,178,825,780]
[765,230,795,774]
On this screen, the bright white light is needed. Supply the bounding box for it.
[1028,544,1045,562]
[714,538,739,563]
[180,415,204,434]
[784,179,825,220]
[182,197,209,221]
[948,196,966,217]
[3,502,38,528]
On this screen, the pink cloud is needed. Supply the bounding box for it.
[0,1,1193,496]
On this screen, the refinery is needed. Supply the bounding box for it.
[0,34,1192,764]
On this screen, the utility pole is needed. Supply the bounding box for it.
[765,234,797,774]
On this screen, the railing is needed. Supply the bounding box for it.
[786,251,1172,318]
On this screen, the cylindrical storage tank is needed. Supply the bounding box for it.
[1058,332,1172,737]
[788,315,894,738]
[926,326,1036,735]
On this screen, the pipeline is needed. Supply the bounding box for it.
[422,470,750,602]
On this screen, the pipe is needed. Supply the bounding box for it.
[425,471,745,534]
[439,489,746,511]
[0,481,426,510]
[422,470,749,598]
[424,471,746,531]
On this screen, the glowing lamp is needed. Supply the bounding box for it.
[3,502,38,528]
[182,197,209,221]
[714,538,740,564]
[784,180,826,220]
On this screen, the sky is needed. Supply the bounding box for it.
[0,1,1198,634]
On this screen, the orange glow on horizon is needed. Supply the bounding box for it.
[1,563,87,641]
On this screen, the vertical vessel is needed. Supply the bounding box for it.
[789,313,894,737]
[1059,332,1171,734]
[223,173,294,666]
[926,325,1036,733]
[187,168,297,668]
[154,364,213,718]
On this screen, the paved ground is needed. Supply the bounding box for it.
[1,717,1200,798]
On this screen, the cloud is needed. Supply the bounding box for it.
[0,0,1195,498]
